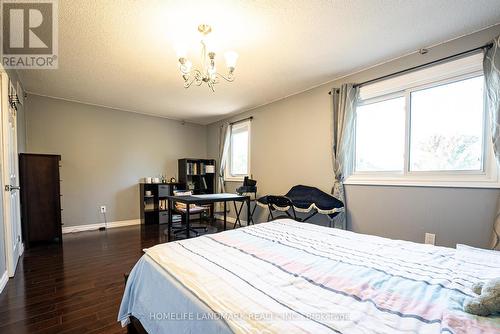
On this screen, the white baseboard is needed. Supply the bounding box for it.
[0,271,8,294]
[214,214,247,226]
[62,219,141,234]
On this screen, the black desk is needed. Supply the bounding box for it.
[166,193,251,240]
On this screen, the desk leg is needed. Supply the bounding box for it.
[186,205,191,239]
[210,203,214,223]
[249,201,257,225]
[233,201,243,229]
[223,201,227,231]
[247,198,251,225]
[167,199,172,242]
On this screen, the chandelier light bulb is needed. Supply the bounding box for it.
[180,59,192,73]
[224,51,239,69]
[185,60,192,71]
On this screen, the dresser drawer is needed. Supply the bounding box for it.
[158,185,170,197]
[159,211,169,224]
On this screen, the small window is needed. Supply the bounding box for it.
[348,53,499,188]
[225,121,251,181]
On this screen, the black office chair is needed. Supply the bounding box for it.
[171,191,209,237]
[267,195,300,221]
[236,176,257,195]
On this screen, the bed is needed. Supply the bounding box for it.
[118,219,500,333]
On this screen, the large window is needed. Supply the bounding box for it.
[349,53,498,187]
[225,121,251,181]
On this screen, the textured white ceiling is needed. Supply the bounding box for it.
[18,0,500,124]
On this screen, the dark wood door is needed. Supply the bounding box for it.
[19,154,62,246]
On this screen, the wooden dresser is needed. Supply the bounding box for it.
[19,153,62,247]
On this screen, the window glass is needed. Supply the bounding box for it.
[229,123,250,176]
[409,76,484,171]
[355,97,406,172]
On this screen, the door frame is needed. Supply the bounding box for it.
[0,70,23,277]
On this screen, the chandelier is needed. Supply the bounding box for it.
[176,24,238,92]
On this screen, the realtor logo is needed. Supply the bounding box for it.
[1,0,58,69]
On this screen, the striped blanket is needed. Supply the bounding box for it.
[123,219,500,333]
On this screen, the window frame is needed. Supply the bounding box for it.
[346,69,500,188]
[224,120,251,182]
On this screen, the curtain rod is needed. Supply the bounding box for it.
[229,116,253,126]
[328,42,493,94]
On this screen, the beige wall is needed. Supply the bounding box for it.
[207,24,500,248]
[26,94,207,227]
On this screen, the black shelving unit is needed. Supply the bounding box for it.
[140,183,183,224]
[178,158,216,195]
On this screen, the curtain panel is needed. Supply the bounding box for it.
[484,35,500,250]
[331,84,359,229]
[218,122,231,194]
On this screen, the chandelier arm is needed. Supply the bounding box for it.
[184,77,195,89]
[182,72,194,88]
[183,69,202,88]
[191,70,203,86]
[208,81,215,92]
[217,72,235,82]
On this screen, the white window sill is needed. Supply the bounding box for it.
[224,176,246,183]
[345,175,500,189]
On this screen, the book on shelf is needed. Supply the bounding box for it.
[158,199,168,210]
[186,161,215,175]
[144,202,154,211]
[186,162,200,175]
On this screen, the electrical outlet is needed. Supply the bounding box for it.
[100,205,106,214]
[424,233,435,245]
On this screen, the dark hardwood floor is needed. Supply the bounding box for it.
[0,221,228,334]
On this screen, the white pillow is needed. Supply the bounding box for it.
[454,244,500,293]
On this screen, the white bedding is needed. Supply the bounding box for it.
[119,219,500,333]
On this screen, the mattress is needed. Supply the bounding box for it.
[118,219,500,333]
